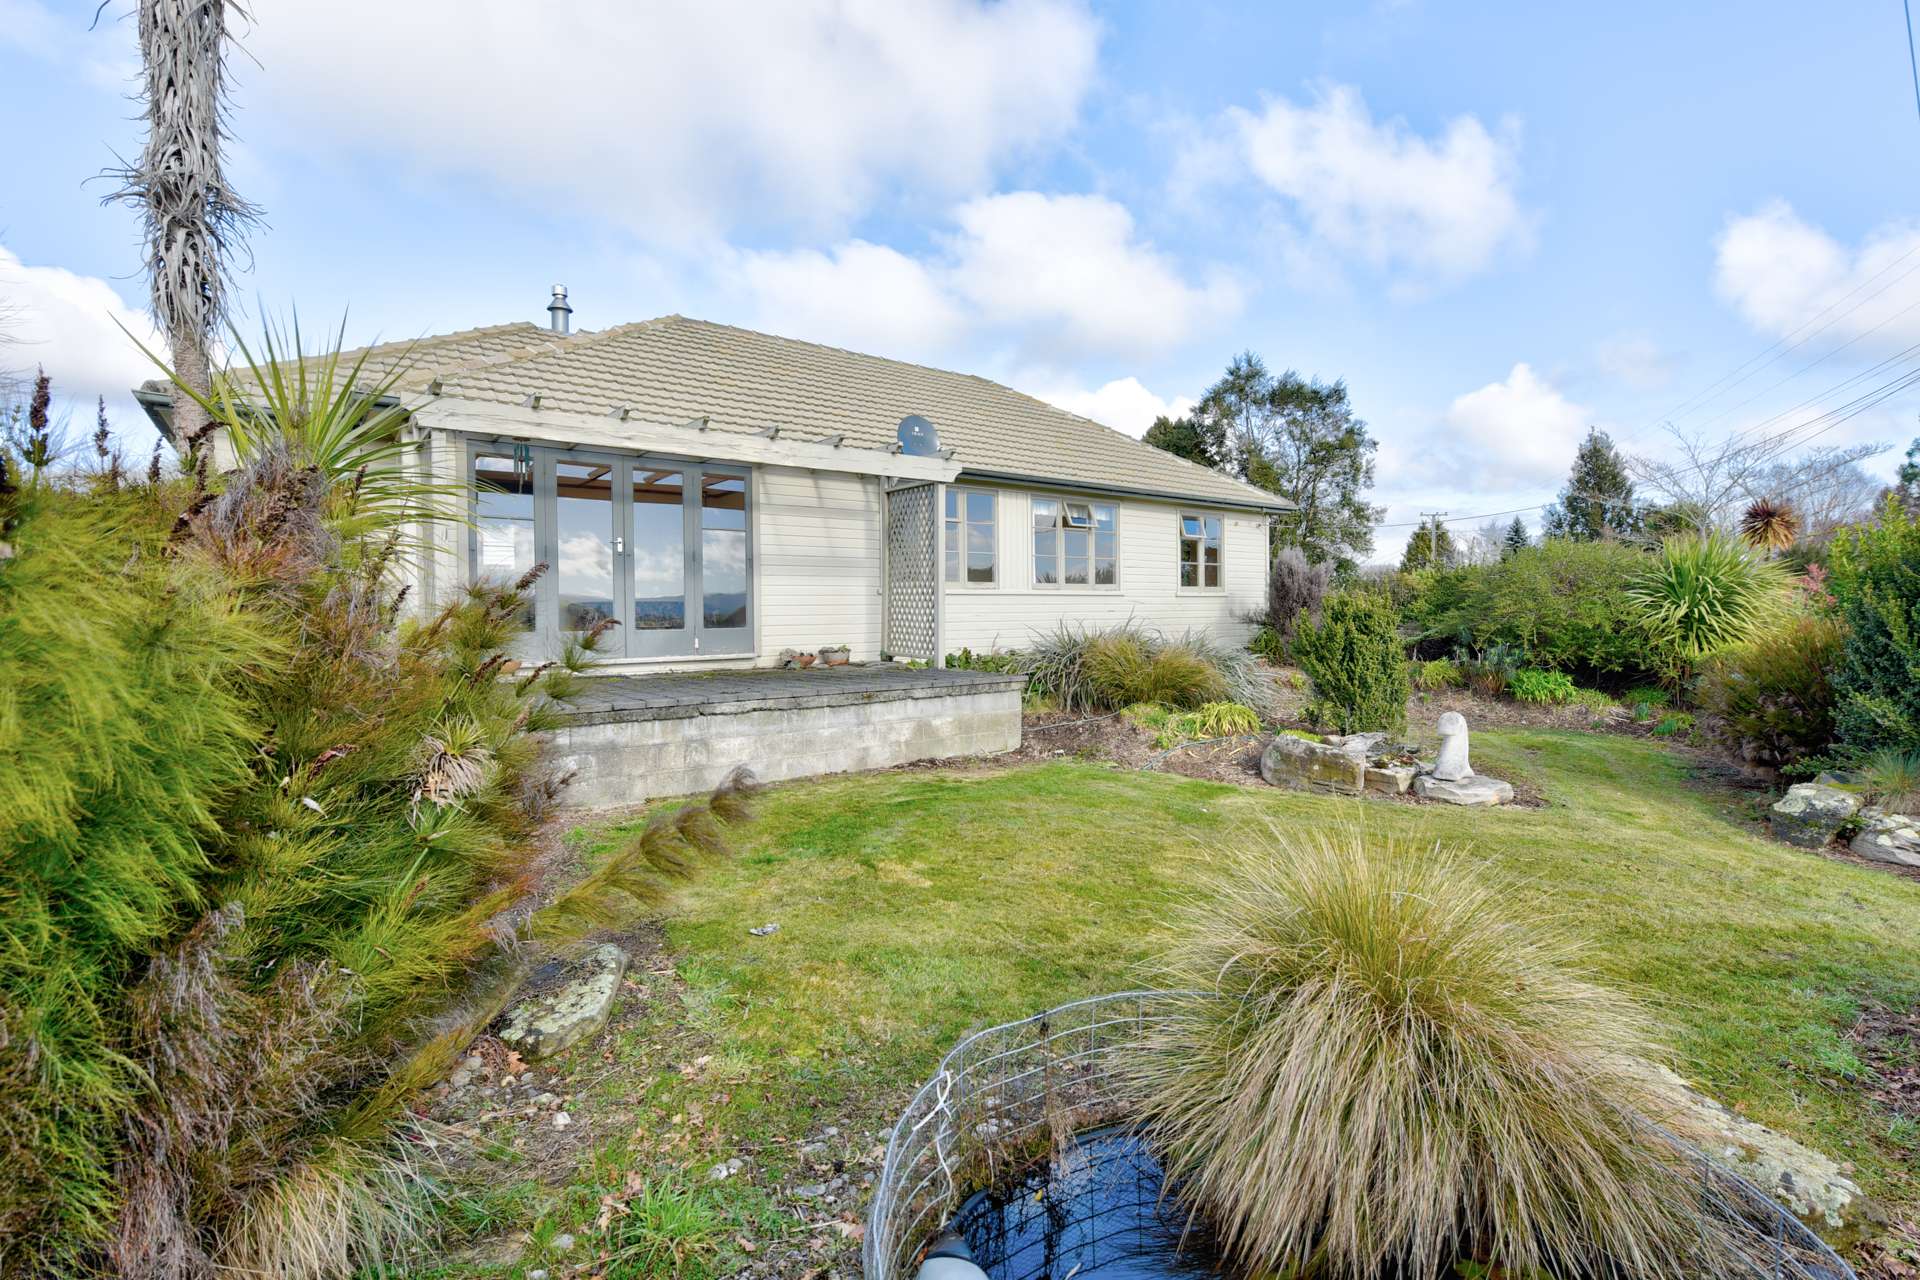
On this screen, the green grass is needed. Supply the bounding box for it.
[412,729,1920,1274]
[648,730,1920,1210]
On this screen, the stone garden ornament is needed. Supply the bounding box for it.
[1432,711,1472,781]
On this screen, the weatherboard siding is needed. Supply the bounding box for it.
[755,466,884,660]
[938,489,1267,659]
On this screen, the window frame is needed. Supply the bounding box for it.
[1030,495,1120,591]
[1177,510,1225,592]
[942,485,1000,588]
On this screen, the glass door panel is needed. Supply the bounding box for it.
[471,449,537,640]
[697,472,750,652]
[553,459,618,640]
[629,466,688,656]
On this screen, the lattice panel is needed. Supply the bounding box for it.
[884,482,940,660]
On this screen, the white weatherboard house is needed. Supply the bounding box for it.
[145,292,1289,802]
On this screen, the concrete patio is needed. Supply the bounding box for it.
[548,665,1027,806]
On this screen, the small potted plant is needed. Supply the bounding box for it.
[819,643,851,667]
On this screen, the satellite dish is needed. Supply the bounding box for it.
[896,414,941,457]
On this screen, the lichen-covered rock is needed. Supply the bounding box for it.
[1324,731,1389,759]
[1412,774,1512,806]
[499,942,631,1061]
[1641,1064,1886,1248]
[1851,806,1920,867]
[1769,783,1860,849]
[1260,734,1364,794]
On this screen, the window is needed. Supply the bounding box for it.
[1179,513,1222,589]
[944,488,997,584]
[1033,497,1117,588]
[471,449,536,631]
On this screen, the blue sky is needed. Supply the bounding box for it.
[3,0,1917,560]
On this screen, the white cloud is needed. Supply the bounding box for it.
[0,245,164,413]
[1030,376,1194,439]
[240,0,1101,239]
[1189,83,1528,290]
[726,192,1239,365]
[727,240,966,361]
[1714,201,1920,348]
[944,193,1243,361]
[1440,362,1591,486]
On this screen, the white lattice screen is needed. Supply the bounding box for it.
[883,482,940,660]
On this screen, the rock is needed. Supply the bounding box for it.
[749,922,780,937]
[1432,711,1473,781]
[1641,1064,1886,1248]
[1413,774,1513,807]
[1260,734,1365,794]
[527,1270,549,1280]
[1813,769,1867,789]
[447,1054,483,1090]
[1851,806,1920,867]
[552,1111,572,1129]
[552,1232,575,1253]
[1325,731,1389,759]
[1364,763,1415,795]
[709,1157,745,1182]
[532,1091,559,1107]
[1769,783,1860,849]
[498,943,631,1061]
[794,1182,829,1199]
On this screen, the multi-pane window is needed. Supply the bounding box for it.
[471,450,536,632]
[1179,513,1222,588]
[944,488,997,584]
[1032,498,1117,587]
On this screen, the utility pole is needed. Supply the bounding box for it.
[1420,510,1448,567]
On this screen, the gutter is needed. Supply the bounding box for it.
[955,467,1292,515]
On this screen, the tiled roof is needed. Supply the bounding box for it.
[185,315,1287,510]
[440,317,1284,509]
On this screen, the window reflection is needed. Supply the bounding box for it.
[472,451,535,631]
[701,473,748,628]
[555,460,616,633]
[631,468,684,630]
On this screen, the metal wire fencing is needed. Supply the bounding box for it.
[863,991,1858,1280]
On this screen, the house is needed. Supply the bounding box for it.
[142,290,1288,676]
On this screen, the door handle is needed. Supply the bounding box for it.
[613,536,625,555]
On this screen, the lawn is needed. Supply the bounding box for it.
[414,729,1920,1277]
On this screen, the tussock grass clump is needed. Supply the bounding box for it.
[1127,826,1751,1280]
[1863,748,1920,815]
[1021,622,1270,715]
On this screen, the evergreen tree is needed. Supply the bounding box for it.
[1400,517,1457,571]
[1142,414,1217,469]
[1189,352,1379,572]
[1502,516,1530,558]
[1542,428,1639,540]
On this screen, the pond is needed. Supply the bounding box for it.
[949,1126,1223,1279]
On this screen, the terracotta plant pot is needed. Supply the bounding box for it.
[796,653,817,668]
[821,647,850,666]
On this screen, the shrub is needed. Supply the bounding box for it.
[1081,632,1226,709]
[1623,685,1670,715]
[1293,590,1409,733]
[944,646,1023,673]
[1245,622,1284,662]
[1413,540,1654,682]
[1261,546,1330,650]
[1652,711,1696,738]
[1458,641,1524,698]
[1696,616,1842,772]
[1412,657,1462,690]
[1626,533,1788,673]
[1125,826,1752,1279]
[1,353,759,1276]
[1863,748,1920,814]
[1827,497,1920,758]
[1510,667,1578,704]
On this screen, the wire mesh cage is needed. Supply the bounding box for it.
[863,991,1859,1280]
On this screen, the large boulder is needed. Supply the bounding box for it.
[1260,734,1365,794]
[499,942,632,1061]
[1769,783,1860,849]
[1412,774,1513,806]
[1851,806,1920,867]
[1640,1064,1886,1248]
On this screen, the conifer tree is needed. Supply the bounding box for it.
[1542,428,1639,540]
[1399,517,1457,570]
[1502,516,1530,557]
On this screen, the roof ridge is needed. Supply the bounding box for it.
[436,317,680,389]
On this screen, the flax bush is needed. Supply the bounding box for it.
[1696,616,1842,772]
[1627,532,1789,678]
[1827,496,1920,759]
[1126,825,1754,1280]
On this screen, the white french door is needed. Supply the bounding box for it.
[469,443,752,661]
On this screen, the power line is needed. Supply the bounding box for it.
[1906,0,1920,128]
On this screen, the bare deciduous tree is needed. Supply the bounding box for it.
[1628,423,1882,535]
[104,0,261,457]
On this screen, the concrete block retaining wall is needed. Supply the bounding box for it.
[549,672,1024,808]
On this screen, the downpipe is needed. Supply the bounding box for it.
[915,1231,989,1279]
